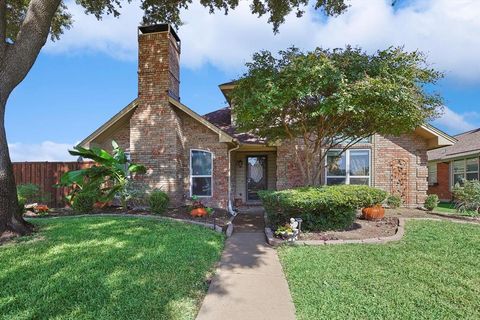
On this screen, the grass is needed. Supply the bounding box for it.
[0,216,224,320]
[434,202,478,216]
[278,220,480,319]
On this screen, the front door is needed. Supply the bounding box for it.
[246,156,268,201]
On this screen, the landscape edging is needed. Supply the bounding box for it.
[28,213,224,233]
[265,216,479,247]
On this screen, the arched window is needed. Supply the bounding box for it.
[190,149,213,197]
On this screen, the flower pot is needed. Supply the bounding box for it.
[191,208,207,217]
[362,205,385,220]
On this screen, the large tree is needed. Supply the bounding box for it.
[0,0,349,237]
[231,46,443,186]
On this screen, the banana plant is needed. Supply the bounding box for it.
[59,141,146,209]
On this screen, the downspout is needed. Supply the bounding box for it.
[228,140,240,216]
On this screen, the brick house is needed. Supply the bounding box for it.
[427,128,480,201]
[79,24,455,211]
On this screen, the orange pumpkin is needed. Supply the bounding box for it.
[191,208,207,217]
[362,205,385,220]
[35,204,49,213]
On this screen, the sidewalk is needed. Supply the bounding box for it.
[196,225,296,320]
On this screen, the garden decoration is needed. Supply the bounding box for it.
[362,205,385,220]
[35,204,49,214]
[275,218,302,242]
[190,196,208,217]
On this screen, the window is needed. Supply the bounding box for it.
[333,136,372,145]
[326,149,370,185]
[428,163,437,186]
[190,150,213,197]
[453,158,479,186]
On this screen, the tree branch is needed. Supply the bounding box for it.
[4,0,61,93]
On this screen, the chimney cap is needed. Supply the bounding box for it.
[138,24,180,43]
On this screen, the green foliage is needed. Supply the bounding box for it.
[387,194,403,208]
[232,47,442,141]
[6,0,349,43]
[424,194,439,211]
[148,190,170,214]
[121,181,151,209]
[71,191,97,214]
[17,196,26,215]
[453,180,480,215]
[231,46,443,185]
[17,183,50,204]
[278,220,480,319]
[59,141,146,209]
[0,217,224,319]
[259,185,387,231]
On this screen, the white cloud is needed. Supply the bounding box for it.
[432,107,479,134]
[45,0,480,81]
[9,141,76,162]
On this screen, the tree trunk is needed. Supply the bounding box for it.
[0,95,33,237]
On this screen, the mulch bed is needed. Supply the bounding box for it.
[386,208,480,223]
[300,217,399,241]
[24,206,232,228]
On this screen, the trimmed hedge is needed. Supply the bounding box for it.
[259,185,388,232]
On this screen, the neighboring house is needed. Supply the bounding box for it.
[79,24,455,210]
[427,128,480,201]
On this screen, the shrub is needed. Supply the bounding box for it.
[453,180,480,215]
[121,181,151,209]
[72,191,97,214]
[387,194,403,208]
[17,183,50,204]
[424,194,439,211]
[259,185,388,232]
[17,196,26,215]
[149,190,169,214]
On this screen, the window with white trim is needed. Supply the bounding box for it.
[190,150,213,197]
[326,149,371,185]
[428,163,437,186]
[453,157,479,186]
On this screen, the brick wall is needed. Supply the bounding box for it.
[93,123,131,152]
[276,133,429,207]
[276,139,305,190]
[176,110,229,208]
[130,27,185,206]
[373,134,428,207]
[428,162,452,201]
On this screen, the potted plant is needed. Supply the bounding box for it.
[274,224,294,240]
[190,196,207,217]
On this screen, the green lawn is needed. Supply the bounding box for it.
[279,221,480,319]
[0,217,224,320]
[434,202,478,216]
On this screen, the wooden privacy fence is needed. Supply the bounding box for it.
[13,162,93,208]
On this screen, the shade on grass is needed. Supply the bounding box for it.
[435,202,478,216]
[278,221,480,320]
[0,217,224,320]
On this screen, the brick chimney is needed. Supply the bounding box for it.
[130,24,184,205]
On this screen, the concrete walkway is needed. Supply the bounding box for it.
[196,210,296,320]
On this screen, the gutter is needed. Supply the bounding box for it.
[227,140,240,216]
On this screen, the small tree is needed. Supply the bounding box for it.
[231,47,443,185]
[60,141,146,209]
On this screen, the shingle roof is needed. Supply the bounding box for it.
[428,128,480,161]
[202,107,266,144]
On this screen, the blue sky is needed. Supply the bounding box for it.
[6,0,480,161]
